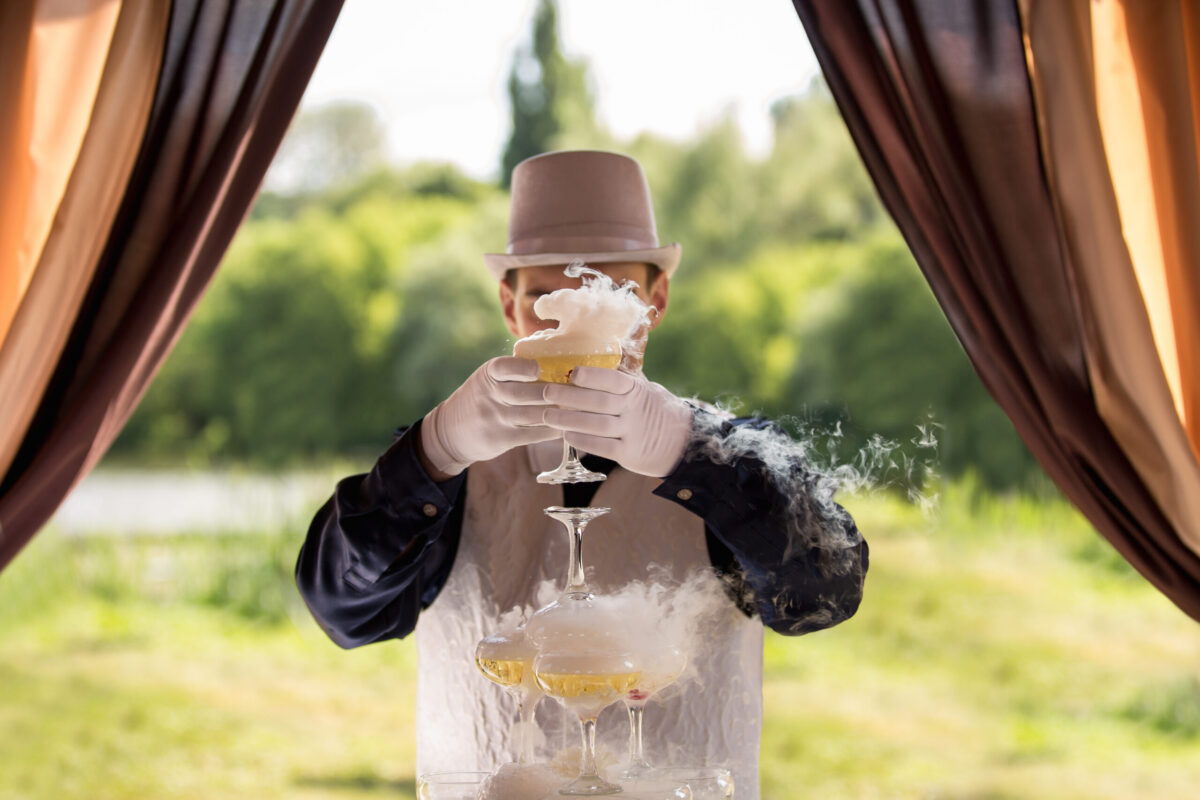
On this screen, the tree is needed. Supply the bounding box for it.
[653,114,762,272]
[264,100,388,195]
[110,169,500,467]
[789,238,1040,490]
[499,0,596,185]
[762,80,886,243]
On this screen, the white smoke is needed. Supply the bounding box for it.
[688,403,940,580]
[503,569,732,700]
[512,260,653,373]
[477,762,562,800]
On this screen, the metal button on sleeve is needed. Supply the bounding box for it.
[675,488,694,501]
[422,503,439,517]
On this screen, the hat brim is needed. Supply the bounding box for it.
[483,243,681,282]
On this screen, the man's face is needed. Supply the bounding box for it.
[498,262,669,340]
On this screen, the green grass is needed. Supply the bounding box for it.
[2,485,1198,799]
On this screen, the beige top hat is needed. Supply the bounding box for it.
[484,150,682,281]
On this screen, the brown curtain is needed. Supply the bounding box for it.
[792,0,1200,621]
[0,0,345,571]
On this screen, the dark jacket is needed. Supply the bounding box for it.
[296,415,868,649]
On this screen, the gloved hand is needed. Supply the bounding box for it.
[542,367,693,478]
[420,357,557,476]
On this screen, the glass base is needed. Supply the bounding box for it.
[556,773,623,796]
[537,461,608,484]
[608,761,657,783]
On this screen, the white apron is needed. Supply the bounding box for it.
[414,441,764,798]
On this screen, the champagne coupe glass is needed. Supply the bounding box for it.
[526,504,609,629]
[416,771,489,800]
[517,336,621,485]
[474,625,542,764]
[651,768,735,800]
[612,647,687,781]
[526,505,616,653]
[534,650,640,796]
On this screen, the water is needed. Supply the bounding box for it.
[49,469,338,536]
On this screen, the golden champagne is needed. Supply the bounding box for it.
[533,353,621,384]
[475,656,530,688]
[514,333,622,384]
[535,670,642,700]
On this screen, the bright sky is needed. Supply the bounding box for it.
[300,0,821,180]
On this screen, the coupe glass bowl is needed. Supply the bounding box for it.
[417,770,488,800]
[650,767,734,800]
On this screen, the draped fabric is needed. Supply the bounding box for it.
[0,0,124,349]
[0,0,167,494]
[0,0,344,571]
[793,0,1200,620]
[1020,0,1200,563]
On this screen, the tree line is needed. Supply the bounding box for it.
[110,1,1041,491]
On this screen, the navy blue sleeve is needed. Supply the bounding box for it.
[655,413,868,636]
[295,418,467,649]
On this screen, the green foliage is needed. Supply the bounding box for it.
[653,116,763,268]
[386,197,514,422]
[111,165,502,467]
[648,236,1039,489]
[789,239,1039,489]
[766,84,886,241]
[113,75,1044,490]
[1121,678,1200,739]
[647,240,867,412]
[499,0,598,185]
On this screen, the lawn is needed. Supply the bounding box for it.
[1,483,1197,799]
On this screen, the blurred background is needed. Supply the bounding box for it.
[2,1,1197,798]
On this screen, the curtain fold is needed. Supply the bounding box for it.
[0,0,168,482]
[0,0,345,571]
[1089,1,1200,463]
[0,0,123,350]
[793,0,1200,621]
[1019,0,1200,561]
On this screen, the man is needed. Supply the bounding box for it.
[296,150,867,797]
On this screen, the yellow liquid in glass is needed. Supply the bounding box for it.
[476,657,529,688]
[535,671,642,700]
[534,353,621,384]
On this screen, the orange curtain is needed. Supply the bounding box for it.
[1019,0,1200,557]
[0,0,167,480]
[0,0,123,350]
[1094,0,1200,460]
[1093,1,1200,460]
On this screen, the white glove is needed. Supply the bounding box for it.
[420,357,557,476]
[543,367,693,478]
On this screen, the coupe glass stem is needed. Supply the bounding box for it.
[579,716,601,781]
[565,515,588,595]
[538,436,606,484]
[626,701,651,768]
[561,440,591,479]
[517,693,535,763]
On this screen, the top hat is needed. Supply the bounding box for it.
[483,150,682,281]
